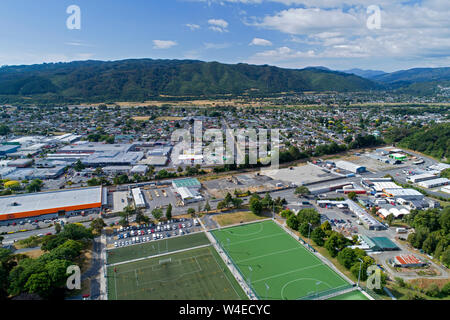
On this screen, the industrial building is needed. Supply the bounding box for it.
[0,145,20,156]
[388,153,407,161]
[442,185,450,194]
[417,178,449,189]
[335,160,366,174]
[0,186,105,225]
[360,235,399,251]
[172,178,203,203]
[383,188,424,200]
[409,173,437,184]
[393,255,426,268]
[132,188,146,208]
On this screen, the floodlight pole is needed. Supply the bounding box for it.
[357,258,363,288]
[265,283,270,300]
[248,266,253,286]
[315,281,321,297]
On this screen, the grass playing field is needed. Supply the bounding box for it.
[107,232,210,265]
[107,246,248,300]
[328,290,370,300]
[211,220,351,300]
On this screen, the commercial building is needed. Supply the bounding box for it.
[7,159,33,168]
[172,178,201,190]
[442,185,450,194]
[0,186,105,225]
[417,178,449,189]
[335,160,366,174]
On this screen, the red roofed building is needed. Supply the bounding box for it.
[393,255,427,268]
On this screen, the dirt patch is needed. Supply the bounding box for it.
[22,249,44,259]
[131,116,150,121]
[212,210,266,227]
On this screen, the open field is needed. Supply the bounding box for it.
[212,210,267,227]
[155,116,184,121]
[211,220,350,300]
[107,232,210,265]
[328,290,370,300]
[131,116,150,121]
[107,246,247,300]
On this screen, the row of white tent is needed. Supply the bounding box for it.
[378,207,410,218]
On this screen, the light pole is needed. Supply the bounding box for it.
[308,223,312,241]
[248,266,253,285]
[357,258,363,288]
[315,281,321,297]
[265,283,270,300]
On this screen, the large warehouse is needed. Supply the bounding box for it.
[0,186,105,225]
[335,160,366,174]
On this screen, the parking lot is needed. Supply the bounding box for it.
[109,217,202,248]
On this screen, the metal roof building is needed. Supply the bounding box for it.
[335,160,366,174]
[409,173,437,183]
[0,186,103,222]
[172,178,201,190]
[383,188,424,200]
[418,178,449,189]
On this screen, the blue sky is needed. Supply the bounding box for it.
[0,0,449,72]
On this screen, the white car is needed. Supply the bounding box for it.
[114,241,118,247]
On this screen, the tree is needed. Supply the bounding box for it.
[294,186,310,197]
[224,193,233,208]
[24,272,52,298]
[297,208,321,226]
[166,204,173,220]
[73,160,85,172]
[286,215,299,231]
[151,208,163,221]
[0,124,10,136]
[135,208,149,224]
[90,218,106,234]
[311,227,326,246]
[54,223,62,234]
[299,223,310,237]
[249,197,263,216]
[261,193,273,209]
[231,197,243,209]
[337,248,357,269]
[441,247,450,267]
[385,214,394,226]
[347,192,357,201]
[280,209,293,218]
[204,201,211,213]
[119,206,134,226]
[217,201,227,210]
[187,208,196,217]
[25,179,43,193]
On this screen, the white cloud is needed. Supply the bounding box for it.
[204,42,231,49]
[152,40,178,49]
[249,38,272,46]
[208,19,229,32]
[185,24,200,30]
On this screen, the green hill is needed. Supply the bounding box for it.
[0,59,381,103]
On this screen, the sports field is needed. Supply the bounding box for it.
[107,232,210,265]
[211,220,351,300]
[107,246,248,300]
[328,290,370,300]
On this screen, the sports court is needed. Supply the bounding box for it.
[107,246,248,300]
[107,232,210,265]
[211,220,351,300]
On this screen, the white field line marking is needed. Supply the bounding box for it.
[280,277,332,300]
[252,263,324,284]
[221,232,286,248]
[222,223,264,237]
[235,246,301,264]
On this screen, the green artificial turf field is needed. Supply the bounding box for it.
[107,232,210,265]
[328,290,370,300]
[107,245,248,300]
[211,220,351,300]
